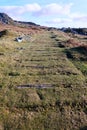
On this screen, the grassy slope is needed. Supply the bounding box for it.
[0,29,87,130]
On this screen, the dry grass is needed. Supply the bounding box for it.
[0,27,87,130]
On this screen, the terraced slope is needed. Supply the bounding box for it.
[0,29,87,130]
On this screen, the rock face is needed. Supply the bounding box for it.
[0,13,14,24]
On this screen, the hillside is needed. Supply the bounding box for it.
[61,27,87,35]
[0,13,40,27]
[0,13,87,130]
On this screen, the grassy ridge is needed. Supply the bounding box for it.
[0,30,87,130]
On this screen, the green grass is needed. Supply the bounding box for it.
[0,29,87,130]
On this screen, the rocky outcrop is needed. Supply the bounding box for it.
[0,13,14,24]
[61,27,87,35]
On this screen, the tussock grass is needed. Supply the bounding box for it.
[0,29,87,130]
